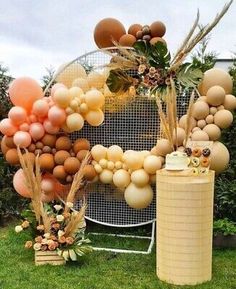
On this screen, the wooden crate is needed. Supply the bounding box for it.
[156,170,215,285]
[35,250,66,266]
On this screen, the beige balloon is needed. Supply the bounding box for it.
[56,63,87,87]
[113,169,131,188]
[210,141,230,174]
[124,183,153,209]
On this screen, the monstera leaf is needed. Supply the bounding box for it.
[149,42,171,68]
[133,40,152,57]
[106,69,133,93]
[177,63,203,88]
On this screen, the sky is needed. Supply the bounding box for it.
[0,0,235,81]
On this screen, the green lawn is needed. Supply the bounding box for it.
[0,223,235,289]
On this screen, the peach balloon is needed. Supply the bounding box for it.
[48,106,66,126]
[51,83,66,97]
[85,109,104,126]
[13,131,31,148]
[41,178,55,193]
[8,106,27,125]
[29,122,45,140]
[19,122,30,132]
[32,99,49,117]
[29,114,37,123]
[43,119,60,134]
[13,169,31,198]
[8,77,43,112]
[0,118,18,136]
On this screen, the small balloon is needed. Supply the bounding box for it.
[48,106,66,126]
[13,169,31,198]
[13,131,31,148]
[0,118,18,136]
[32,99,49,117]
[51,83,66,97]
[29,122,45,140]
[19,122,30,132]
[8,106,27,125]
[43,119,60,134]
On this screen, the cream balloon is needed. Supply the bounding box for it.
[85,89,105,109]
[155,139,172,156]
[113,169,131,188]
[69,87,84,98]
[223,94,236,111]
[85,109,104,126]
[124,151,143,170]
[206,85,225,106]
[203,124,221,141]
[191,130,209,141]
[210,141,230,174]
[72,78,90,92]
[99,169,113,184]
[192,101,209,120]
[143,155,162,174]
[124,183,153,209]
[56,62,87,87]
[214,110,233,129]
[87,72,106,89]
[53,87,72,108]
[131,169,150,187]
[107,145,123,162]
[66,113,84,132]
[199,68,233,95]
[173,127,186,146]
[179,115,196,130]
[91,145,107,161]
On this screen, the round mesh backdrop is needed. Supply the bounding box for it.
[55,48,190,227]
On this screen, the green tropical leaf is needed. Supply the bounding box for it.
[106,69,133,93]
[149,42,171,68]
[177,63,203,88]
[133,40,151,56]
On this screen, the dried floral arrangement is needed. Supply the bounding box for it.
[15,148,92,262]
[105,0,233,151]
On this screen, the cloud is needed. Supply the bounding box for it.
[0,0,235,80]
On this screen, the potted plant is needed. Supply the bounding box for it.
[213,218,236,248]
[15,149,92,265]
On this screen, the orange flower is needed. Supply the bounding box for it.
[48,242,57,251]
[35,236,43,243]
[58,236,66,244]
[21,220,30,229]
[52,223,60,230]
[24,241,33,249]
[36,225,44,231]
[66,237,74,245]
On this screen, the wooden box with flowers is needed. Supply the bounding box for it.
[15,149,92,265]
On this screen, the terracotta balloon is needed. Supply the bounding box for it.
[128,24,142,37]
[94,18,126,48]
[48,106,66,126]
[29,122,45,140]
[43,119,60,134]
[13,131,31,148]
[119,34,136,47]
[5,148,20,165]
[0,118,18,136]
[13,169,31,198]
[8,106,27,125]
[32,99,49,117]
[8,77,43,112]
[150,21,166,37]
[150,37,166,46]
[1,136,10,154]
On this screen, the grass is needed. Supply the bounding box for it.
[0,222,235,289]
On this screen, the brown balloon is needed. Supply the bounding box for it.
[55,136,72,151]
[5,136,16,148]
[150,21,166,37]
[83,165,97,181]
[119,34,136,47]
[5,148,20,165]
[39,153,55,171]
[73,138,90,154]
[128,24,142,37]
[53,165,67,181]
[54,150,71,165]
[64,157,80,174]
[41,134,57,148]
[94,18,126,48]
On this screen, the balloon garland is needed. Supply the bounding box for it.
[1,3,235,209]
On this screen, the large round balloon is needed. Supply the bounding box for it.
[124,183,153,209]
[210,141,230,174]
[8,77,43,112]
[13,169,31,198]
[56,63,87,87]
[94,18,126,48]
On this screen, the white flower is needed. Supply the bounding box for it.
[54,204,63,211]
[15,225,23,233]
[44,233,50,239]
[58,230,65,238]
[56,215,65,222]
[47,239,54,246]
[66,202,73,208]
[33,243,42,251]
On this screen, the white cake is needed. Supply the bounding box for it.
[165,151,189,170]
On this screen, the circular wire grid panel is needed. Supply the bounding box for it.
[60,48,189,227]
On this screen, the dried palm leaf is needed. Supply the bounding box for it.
[184,90,195,146]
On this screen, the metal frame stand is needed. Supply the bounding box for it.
[88,221,155,254]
